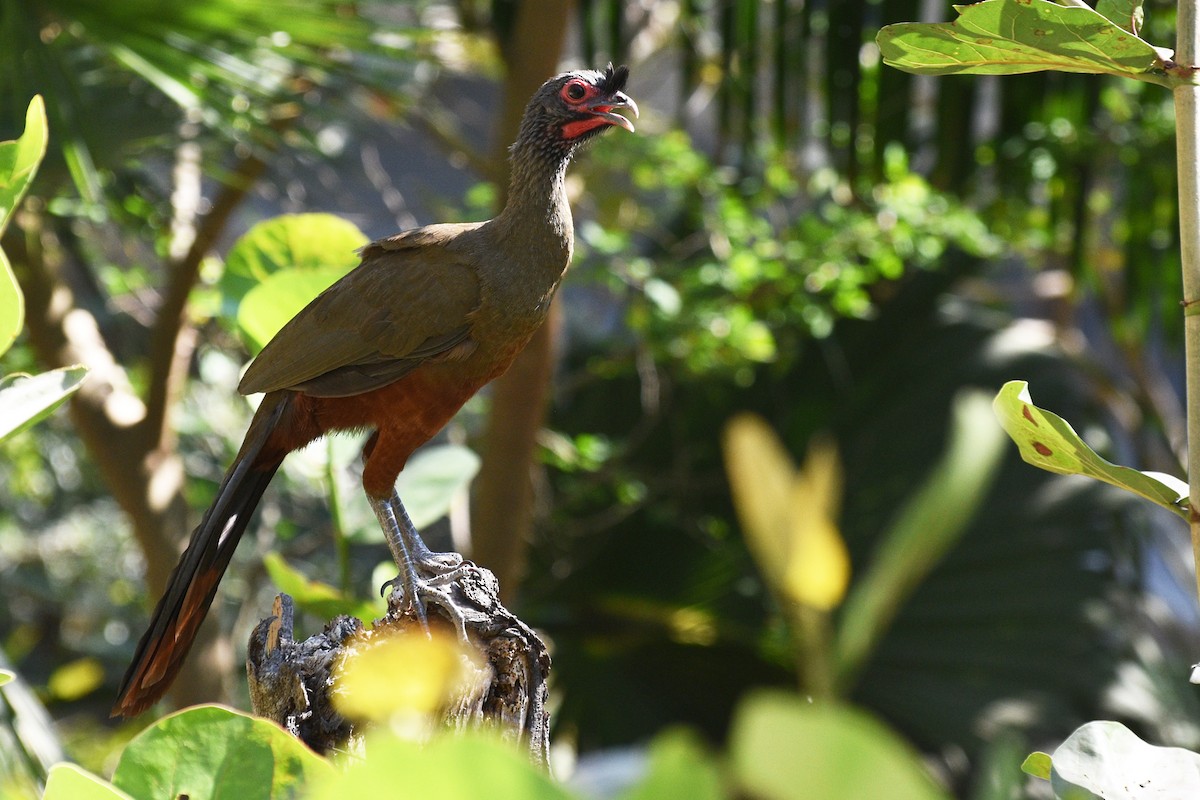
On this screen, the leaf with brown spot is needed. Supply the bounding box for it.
[993,381,1188,520]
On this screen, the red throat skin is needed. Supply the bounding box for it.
[561,115,615,140]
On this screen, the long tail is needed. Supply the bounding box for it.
[111,393,292,717]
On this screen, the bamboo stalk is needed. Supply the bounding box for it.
[1175,0,1200,616]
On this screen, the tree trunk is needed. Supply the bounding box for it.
[471,0,574,603]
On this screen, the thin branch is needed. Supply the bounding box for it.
[141,139,272,446]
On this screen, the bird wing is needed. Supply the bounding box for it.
[238,223,483,398]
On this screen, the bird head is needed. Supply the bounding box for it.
[519,63,639,156]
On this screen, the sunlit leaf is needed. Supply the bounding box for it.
[0,96,48,354]
[1021,751,1053,780]
[724,416,849,610]
[0,366,88,442]
[47,657,104,702]
[0,248,20,359]
[262,552,382,622]
[306,732,571,800]
[1049,721,1200,799]
[0,669,12,686]
[0,96,47,238]
[111,704,332,800]
[224,213,368,352]
[877,0,1169,86]
[236,266,349,354]
[730,691,951,800]
[993,380,1188,520]
[43,764,133,800]
[723,414,800,581]
[333,631,485,722]
[783,436,849,611]
[1096,0,1145,34]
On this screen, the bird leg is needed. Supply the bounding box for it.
[369,492,470,638]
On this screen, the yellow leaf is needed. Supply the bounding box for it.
[722,413,797,589]
[47,657,104,701]
[332,631,487,724]
[782,436,849,610]
[723,417,850,611]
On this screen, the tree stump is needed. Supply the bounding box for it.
[245,560,551,765]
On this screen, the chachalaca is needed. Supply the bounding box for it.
[113,64,638,717]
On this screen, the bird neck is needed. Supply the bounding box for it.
[490,137,575,267]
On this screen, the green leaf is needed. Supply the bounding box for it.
[835,391,1006,688]
[393,444,482,531]
[0,96,48,238]
[236,266,349,353]
[0,248,22,358]
[993,380,1188,520]
[877,0,1169,86]
[1022,751,1053,781]
[0,668,12,686]
[1095,0,1145,35]
[262,552,382,622]
[306,732,571,800]
[0,96,49,354]
[1049,721,1200,799]
[111,704,333,800]
[0,366,88,442]
[43,764,134,800]
[47,657,105,701]
[223,213,367,351]
[223,213,364,298]
[620,729,725,800]
[729,691,951,800]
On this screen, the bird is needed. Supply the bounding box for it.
[112,64,638,717]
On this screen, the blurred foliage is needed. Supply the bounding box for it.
[0,0,1197,796]
[578,133,998,381]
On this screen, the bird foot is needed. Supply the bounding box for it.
[380,554,472,640]
[379,555,504,644]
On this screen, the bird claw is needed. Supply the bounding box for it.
[380,557,473,641]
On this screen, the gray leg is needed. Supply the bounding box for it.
[369,492,469,638]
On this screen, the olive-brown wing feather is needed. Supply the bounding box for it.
[238,226,482,398]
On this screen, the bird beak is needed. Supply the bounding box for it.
[587,91,639,133]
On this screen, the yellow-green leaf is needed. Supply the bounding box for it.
[722,413,797,584]
[877,0,1170,86]
[783,437,849,611]
[47,657,104,701]
[333,630,486,723]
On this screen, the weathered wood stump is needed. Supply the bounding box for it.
[245,560,551,765]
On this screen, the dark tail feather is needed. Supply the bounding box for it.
[111,395,289,717]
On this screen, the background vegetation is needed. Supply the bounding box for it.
[2,0,1199,797]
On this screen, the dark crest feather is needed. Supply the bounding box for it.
[600,62,630,95]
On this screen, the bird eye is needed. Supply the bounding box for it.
[563,80,588,102]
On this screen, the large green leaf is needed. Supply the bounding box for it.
[0,366,88,442]
[1047,721,1200,799]
[394,444,482,531]
[993,380,1188,520]
[43,764,134,800]
[877,0,1170,86]
[306,732,571,800]
[222,213,367,352]
[111,704,332,800]
[620,729,725,800]
[729,691,950,800]
[0,95,48,354]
